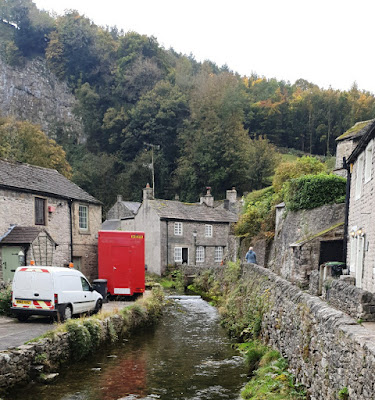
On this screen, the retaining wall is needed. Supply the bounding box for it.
[242,264,375,400]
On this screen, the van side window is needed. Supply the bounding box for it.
[81,277,91,291]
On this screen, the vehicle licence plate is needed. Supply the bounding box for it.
[16,300,31,305]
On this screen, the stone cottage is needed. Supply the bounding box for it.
[345,119,375,291]
[102,195,141,231]
[0,159,102,283]
[127,185,239,275]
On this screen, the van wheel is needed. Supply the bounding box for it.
[62,305,72,321]
[17,315,29,322]
[93,299,102,314]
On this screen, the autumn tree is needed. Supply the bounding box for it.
[0,117,71,177]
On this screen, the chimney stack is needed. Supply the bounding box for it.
[200,186,214,207]
[143,183,154,201]
[226,187,237,203]
[117,194,123,203]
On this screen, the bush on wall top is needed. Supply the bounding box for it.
[285,173,346,211]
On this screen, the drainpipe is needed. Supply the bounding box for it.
[68,199,73,262]
[166,220,169,267]
[343,157,351,272]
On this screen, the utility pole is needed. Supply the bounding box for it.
[144,143,160,198]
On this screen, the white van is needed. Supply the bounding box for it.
[11,266,103,322]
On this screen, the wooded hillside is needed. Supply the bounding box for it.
[1,0,374,209]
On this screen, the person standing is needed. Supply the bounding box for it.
[245,247,257,264]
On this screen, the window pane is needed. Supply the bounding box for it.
[174,247,182,262]
[79,205,88,230]
[205,225,212,237]
[215,246,223,262]
[174,222,182,235]
[196,246,205,263]
[35,198,45,225]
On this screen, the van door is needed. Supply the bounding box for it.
[80,277,96,312]
[13,268,54,310]
[59,275,84,314]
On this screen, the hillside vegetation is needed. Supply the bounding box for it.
[0,1,373,209]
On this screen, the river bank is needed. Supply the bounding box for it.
[0,288,164,392]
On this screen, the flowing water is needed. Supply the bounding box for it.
[6,298,248,400]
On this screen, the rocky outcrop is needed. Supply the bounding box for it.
[0,56,83,140]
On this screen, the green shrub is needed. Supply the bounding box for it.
[65,320,92,361]
[285,173,346,211]
[0,285,12,316]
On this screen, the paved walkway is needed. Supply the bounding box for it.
[0,300,137,351]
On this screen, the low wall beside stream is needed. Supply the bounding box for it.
[241,264,375,400]
[0,292,163,391]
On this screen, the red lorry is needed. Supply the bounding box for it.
[98,231,145,298]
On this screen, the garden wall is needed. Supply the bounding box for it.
[242,264,375,400]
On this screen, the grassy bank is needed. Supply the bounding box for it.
[188,263,306,400]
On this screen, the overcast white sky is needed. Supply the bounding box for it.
[33,0,375,94]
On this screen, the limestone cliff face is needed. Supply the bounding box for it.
[0,56,83,140]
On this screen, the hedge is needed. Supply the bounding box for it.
[285,174,346,211]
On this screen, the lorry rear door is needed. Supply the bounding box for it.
[112,245,133,295]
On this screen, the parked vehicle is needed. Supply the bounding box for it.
[98,231,145,298]
[11,266,103,322]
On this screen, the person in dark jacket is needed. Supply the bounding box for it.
[245,247,257,264]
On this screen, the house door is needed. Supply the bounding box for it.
[356,237,365,288]
[1,246,23,283]
[182,248,188,264]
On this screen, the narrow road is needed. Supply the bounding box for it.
[0,301,135,351]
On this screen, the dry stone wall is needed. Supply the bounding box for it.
[242,264,375,400]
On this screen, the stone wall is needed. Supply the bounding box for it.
[0,55,83,140]
[0,292,163,391]
[242,263,375,400]
[268,203,345,287]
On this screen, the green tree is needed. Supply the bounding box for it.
[0,117,71,177]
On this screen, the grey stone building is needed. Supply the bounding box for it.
[102,195,141,231]
[132,185,239,275]
[346,119,375,292]
[0,159,102,283]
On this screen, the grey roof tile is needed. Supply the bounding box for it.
[149,199,238,223]
[0,159,100,204]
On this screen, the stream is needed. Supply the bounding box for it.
[6,297,248,400]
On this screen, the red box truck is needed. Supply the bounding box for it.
[98,231,145,297]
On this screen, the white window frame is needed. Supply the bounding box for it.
[196,246,205,263]
[174,247,182,263]
[79,205,88,231]
[355,154,364,200]
[205,224,213,237]
[174,222,183,236]
[214,246,223,263]
[365,140,373,183]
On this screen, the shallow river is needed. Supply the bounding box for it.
[6,297,248,400]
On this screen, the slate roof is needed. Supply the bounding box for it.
[101,219,121,231]
[347,120,375,164]
[121,201,141,215]
[0,225,56,244]
[0,159,101,204]
[148,199,238,223]
[336,119,375,142]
